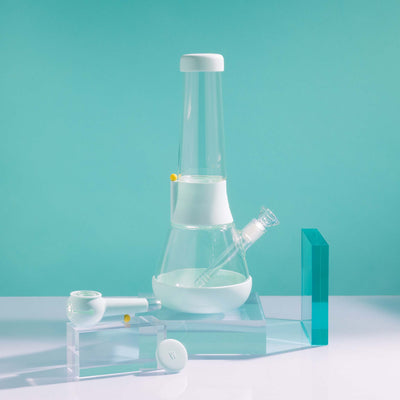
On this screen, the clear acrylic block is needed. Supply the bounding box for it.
[67,315,166,379]
[150,292,267,356]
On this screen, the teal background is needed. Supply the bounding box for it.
[1,0,399,296]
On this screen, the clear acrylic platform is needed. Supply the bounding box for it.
[67,229,329,379]
[67,316,165,379]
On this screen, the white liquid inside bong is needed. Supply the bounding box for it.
[156,268,247,288]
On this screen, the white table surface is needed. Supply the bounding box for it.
[0,296,399,400]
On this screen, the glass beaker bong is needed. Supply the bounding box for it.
[152,54,279,314]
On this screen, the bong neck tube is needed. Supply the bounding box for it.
[179,67,226,178]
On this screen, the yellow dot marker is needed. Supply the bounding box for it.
[170,173,178,181]
[123,314,131,323]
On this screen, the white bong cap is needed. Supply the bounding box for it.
[180,53,224,72]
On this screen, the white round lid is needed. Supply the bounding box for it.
[156,339,188,372]
[180,53,224,72]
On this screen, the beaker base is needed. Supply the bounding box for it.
[152,274,252,314]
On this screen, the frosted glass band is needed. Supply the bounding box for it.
[171,180,233,226]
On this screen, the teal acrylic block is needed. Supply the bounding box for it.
[301,229,329,345]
